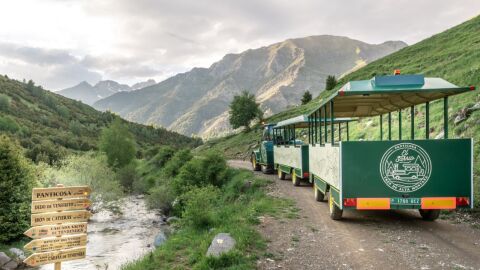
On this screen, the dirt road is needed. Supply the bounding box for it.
[228,160,480,270]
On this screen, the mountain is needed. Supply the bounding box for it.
[93,35,407,137]
[199,16,480,171]
[132,79,156,90]
[0,75,201,164]
[58,79,156,105]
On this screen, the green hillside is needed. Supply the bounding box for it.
[199,16,480,205]
[0,75,201,164]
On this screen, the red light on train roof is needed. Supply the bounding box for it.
[470,86,476,91]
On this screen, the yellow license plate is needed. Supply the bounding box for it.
[421,197,455,209]
[357,198,390,210]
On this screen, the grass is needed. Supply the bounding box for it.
[200,15,480,208]
[121,169,297,270]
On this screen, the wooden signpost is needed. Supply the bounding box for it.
[24,222,88,239]
[24,185,91,269]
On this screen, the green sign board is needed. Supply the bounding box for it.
[341,139,472,204]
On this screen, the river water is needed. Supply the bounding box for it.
[38,196,164,270]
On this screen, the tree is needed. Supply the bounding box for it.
[301,91,312,105]
[0,136,35,242]
[99,118,136,168]
[326,75,337,90]
[229,91,262,131]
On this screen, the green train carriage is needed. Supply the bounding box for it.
[306,73,476,220]
[272,115,355,186]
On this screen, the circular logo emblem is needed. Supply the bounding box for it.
[379,143,432,192]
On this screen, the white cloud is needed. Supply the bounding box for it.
[0,0,479,90]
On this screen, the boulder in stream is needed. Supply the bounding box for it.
[206,233,236,257]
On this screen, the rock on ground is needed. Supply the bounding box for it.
[8,248,25,261]
[0,252,10,267]
[154,232,167,247]
[207,233,236,257]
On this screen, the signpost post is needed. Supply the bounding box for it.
[24,185,91,269]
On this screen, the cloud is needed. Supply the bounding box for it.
[0,0,479,90]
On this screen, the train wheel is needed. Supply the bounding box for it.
[251,155,261,171]
[314,185,325,202]
[278,169,286,180]
[419,209,440,221]
[261,165,272,174]
[329,192,343,220]
[292,171,300,186]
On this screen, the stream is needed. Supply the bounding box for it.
[38,196,164,270]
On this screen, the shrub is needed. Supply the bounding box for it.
[180,186,220,229]
[0,93,11,111]
[117,161,139,191]
[0,136,35,242]
[149,146,175,167]
[162,149,193,178]
[41,153,123,205]
[146,184,175,214]
[172,152,230,195]
[0,116,19,133]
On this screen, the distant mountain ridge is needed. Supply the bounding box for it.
[93,35,407,137]
[58,79,156,105]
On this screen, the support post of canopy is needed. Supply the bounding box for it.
[315,110,318,144]
[399,110,402,140]
[346,121,350,141]
[293,125,296,147]
[380,114,383,141]
[426,102,430,139]
[388,112,392,141]
[308,116,314,144]
[324,105,328,143]
[444,97,448,139]
[411,106,415,140]
[338,123,342,141]
[319,108,323,144]
[330,101,334,144]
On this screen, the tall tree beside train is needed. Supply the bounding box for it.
[228,91,263,131]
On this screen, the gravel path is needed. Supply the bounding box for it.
[228,160,480,270]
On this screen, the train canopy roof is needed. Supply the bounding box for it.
[308,74,475,118]
[274,114,355,128]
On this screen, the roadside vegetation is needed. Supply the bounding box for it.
[123,147,296,270]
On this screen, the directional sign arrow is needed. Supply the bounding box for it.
[24,222,88,239]
[32,186,91,201]
[24,234,87,252]
[31,198,91,214]
[31,210,91,227]
[23,247,86,267]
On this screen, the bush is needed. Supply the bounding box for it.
[162,149,193,178]
[0,93,11,111]
[146,184,175,214]
[117,161,139,191]
[180,186,220,229]
[172,152,230,195]
[149,146,175,167]
[0,116,19,133]
[0,136,35,242]
[41,153,123,205]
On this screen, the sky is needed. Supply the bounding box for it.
[0,0,479,91]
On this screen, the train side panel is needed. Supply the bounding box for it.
[341,139,473,210]
[274,145,309,176]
